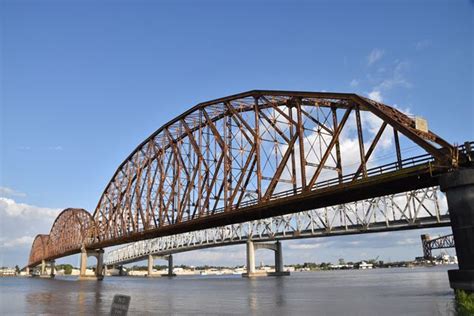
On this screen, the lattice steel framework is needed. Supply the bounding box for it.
[29,235,50,267]
[92,91,457,247]
[421,233,455,259]
[28,208,94,267]
[105,186,447,265]
[28,90,470,267]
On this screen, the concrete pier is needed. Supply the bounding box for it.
[146,254,175,277]
[79,248,104,281]
[37,259,55,278]
[49,260,55,278]
[41,260,46,275]
[440,168,474,292]
[243,240,289,277]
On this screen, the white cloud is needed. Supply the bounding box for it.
[366,60,411,104]
[0,187,26,198]
[0,197,63,266]
[367,49,384,65]
[415,40,431,51]
[48,145,63,151]
[396,238,418,246]
[350,79,359,87]
[368,90,383,102]
[0,197,61,219]
[377,61,411,91]
[0,236,34,248]
[288,243,324,250]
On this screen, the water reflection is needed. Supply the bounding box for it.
[1,266,455,315]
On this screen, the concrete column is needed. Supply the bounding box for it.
[50,260,55,278]
[440,168,474,292]
[41,260,46,275]
[168,255,173,277]
[80,249,87,277]
[246,240,255,274]
[275,241,283,273]
[96,249,104,280]
[148,255,154,277]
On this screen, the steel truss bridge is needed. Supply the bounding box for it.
[27,90,473,271]
[421,233,455,259]
[106,187,447,265]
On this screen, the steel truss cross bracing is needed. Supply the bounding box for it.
[421,233,455,259]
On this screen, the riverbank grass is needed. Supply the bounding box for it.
[455,290,474,315]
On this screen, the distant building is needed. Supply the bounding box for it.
[357,261,373,269]
[0,268,16,276]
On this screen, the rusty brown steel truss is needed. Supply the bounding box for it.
[28,209,94,266]
[28,90,467,268]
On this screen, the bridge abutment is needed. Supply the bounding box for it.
[243,240,289,277]
[79,248,104,281]
[440,168,474,292]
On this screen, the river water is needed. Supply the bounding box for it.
[0,266,458,315]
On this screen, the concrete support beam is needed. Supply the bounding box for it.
[147,254,155,277]
[275,241,283,273]
[38,259,54,278]
[244,240,289,277]
[440,168,474,292]
[80,249,87,277]
[145,254,175,277]
[49,260,55,278]
[246,240,256,275]
[41,260,46,275]
[96,249,104,279]
[79,248,104,281]
[168,254,174,277]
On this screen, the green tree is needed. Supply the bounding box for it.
[56,264,73,275]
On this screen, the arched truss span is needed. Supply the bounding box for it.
[28,208,95,267]
[92,90,459,247]
[28,235,50,267]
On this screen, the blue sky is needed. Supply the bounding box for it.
[0,0,472,267]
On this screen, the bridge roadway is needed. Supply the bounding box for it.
[26,91,474,291]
